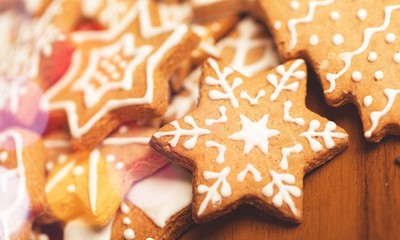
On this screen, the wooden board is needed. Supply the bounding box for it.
[181,68,400,240]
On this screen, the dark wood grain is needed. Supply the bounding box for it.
[180,67,400,240]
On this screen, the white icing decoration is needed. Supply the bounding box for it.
[98,0,129,27]
[217,18,279,77]
[120,202,130,214]
[197,167,231,216]
[279,143,303,170]
[290,1,300,10]
[0,78,28,114]
[46,160,76,193]
[81,0,102,18]
[106,154,116,163]
[229,114,280,155]
[191,24,221,58]
[288,0,334,50]
[115,162,125,170]
[240,90,266,105]
[309,35,319,46]
[365,88,400,138]
[126,164,192,228]
[205,141,226,164]
[46,162,55,172]
[374,70,384,80]
[237,164,262,182]
[73,166,84,176]
[71,34,153,109]
[0,151,8,163]
[267,59,306,102]
[57,154,68,164]
[325,5,400,93]
[122,217,131,225]
[102,137,150,146]
[332,34,344,46]
[262,170,301,216]
[330,11,340,21]
[154,116,211,149]
[64,218,113,240]
[274,21,282,30]
[300,120,347,152]
[385,33,396,43]
[283,101,305,126]
[363,96,373,107]
[67,184,76,193]
[357,9,368,20]
[205,106,228,126]
[123,229,135,240]
[368,52,378,62]
[205,58,243,109]
[393,52,400,63]
[351,71,362,82]
[88,149,100,214]
[0,131,29,240]
[45,11,190,138]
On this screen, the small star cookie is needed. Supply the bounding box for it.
[151,58,348,223]
[42,0,200,150]
[259,0,400,141]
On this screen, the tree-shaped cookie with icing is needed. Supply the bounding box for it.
[151,58,348,223]
[0,129,46,240]
[46,124,168,226]
[43,0,200,150]
[259,0,400,142]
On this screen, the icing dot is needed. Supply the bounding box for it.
[73,166,84,176]
[113,55,122,63]
[57,154,68,164]
[123,229,135,240]
[123,217,132,225]
[106,154,116,163]
[119,61,127,68]
[351,71,362,81]
[115,162,125,170]
[367,52,377,62]
[309,35,319,46]
[211,22,221,32]
[67,184,76,193]
[290,1,300,10]
[0,151,8,162]
[121,202,130,214]
[374,70,384,80]
[273,21,282,30]
[393,53,400,63]
[363,96,373,107]
[111,72,120,80]
[118,125,128,134]
[332,34,344,46]
[330,11,340,21]
[45,161,55,171]
[385,33,396,43]
[38,234,49,240]
[357,9,367,20]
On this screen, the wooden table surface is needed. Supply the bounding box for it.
[180,69,400,240]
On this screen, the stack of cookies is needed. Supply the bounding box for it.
[0,0,398,239]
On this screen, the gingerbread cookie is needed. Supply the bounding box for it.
[164,17,280,123]
[111,164,192,240]
[43,0,200,151]
[46,123,168,226]
[260,0,400,141]
[151,59,348,223]
[191,0,265,21]
[0,128,46,240]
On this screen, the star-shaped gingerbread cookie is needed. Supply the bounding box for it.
[259,0,400,141]
[43,0,200,150]
[151,58,348,223]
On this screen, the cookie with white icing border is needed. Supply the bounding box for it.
[42,0,200,151]
[260,0,400,142]
[111,164,193,240]
[164,17,280,123]
[45,123,168,226]
[151,59,348,223]
[0,128,46,240]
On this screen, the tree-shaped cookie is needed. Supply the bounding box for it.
[151,58,348,223]
[43,0,200,150]
[259,0,400,142]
